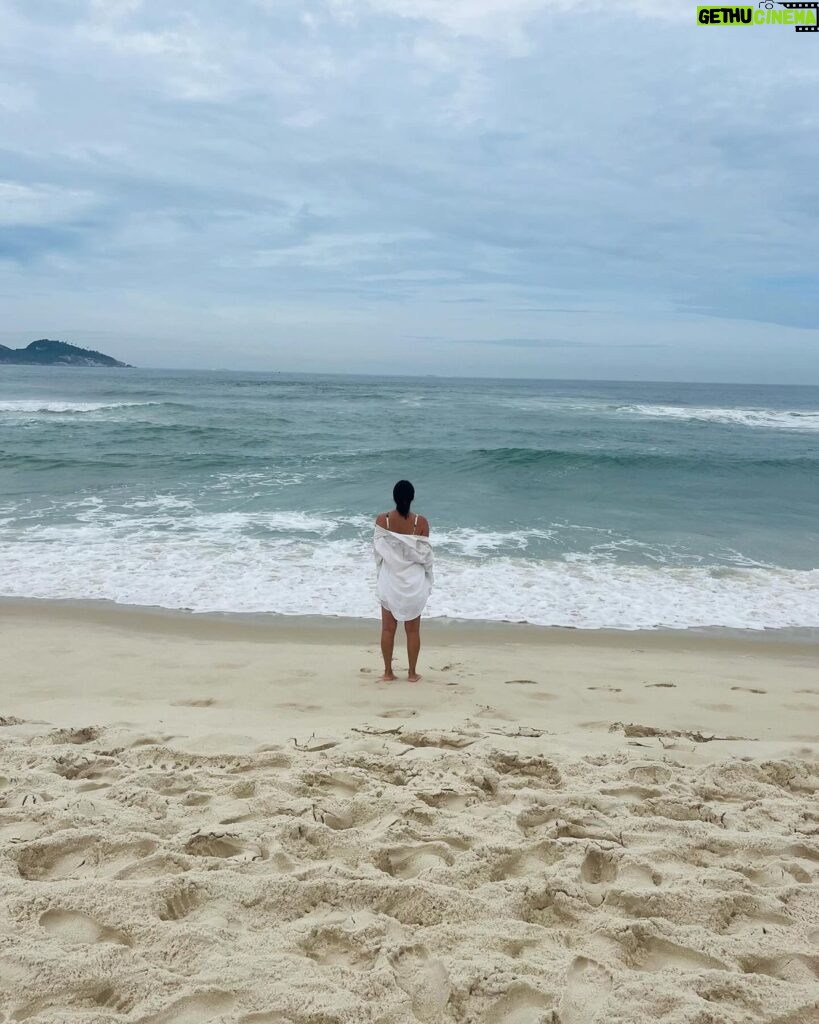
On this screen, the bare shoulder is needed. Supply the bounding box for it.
[416,514,430,537]
[375,512,388,528]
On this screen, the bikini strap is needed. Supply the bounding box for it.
[385,512,390,529]
[413,514,419,535]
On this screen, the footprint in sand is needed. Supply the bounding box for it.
[39,909,131,945]
[375,842,454,879]
[739,954,819,985]
[301,924,377,970]
[184,833,265,861]
[48,726,101,745]
[177,790,211,807]
[558,957,612,1024]
[158,884,203,922]
[417,790,476,811]
[788,842,819,864]
[390,946,451,1023]
[504,679,539,686]
[171,698,216,708]
[378,707,418,719]
[722,903,793,934]
[731,686,766,695]
[16,837,157,881]
[490,840,564,881]
[484,983,554,1023]
[732,858,806,888]
[301,769,362,798]
[587,686,622,694]
[444,683,474,694]
[52,753,121,783]
[473,705,517,721]
[626,764,672,785]
[93,987,136,1013]
[644,682,676,689]
[141,992,236,1024]
[626,929,728,972]
[580,848,618,885]
[11,984,135,1019]
[488,751,561,783]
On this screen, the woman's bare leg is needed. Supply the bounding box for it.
[405,616,421,681]
[380,607,398,681]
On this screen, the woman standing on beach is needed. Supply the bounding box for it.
[374,480,433,682]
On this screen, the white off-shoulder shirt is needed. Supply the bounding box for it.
[373,525,434,622]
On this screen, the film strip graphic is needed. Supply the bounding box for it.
[775,1,819,31]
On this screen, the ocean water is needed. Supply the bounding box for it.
[1,367,818,630]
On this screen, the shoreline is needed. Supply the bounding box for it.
[2,593,817,762]
[2,594,818,653]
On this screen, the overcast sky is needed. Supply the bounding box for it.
[1,0,818,381]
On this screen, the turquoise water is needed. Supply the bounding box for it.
[1,367,818,629]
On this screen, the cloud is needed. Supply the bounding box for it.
[0,81,35,114]
[427,336,584,348]
[362,0,690,46]
[0,0,817,378]
[0,182,96,227]
[426,337,664,349]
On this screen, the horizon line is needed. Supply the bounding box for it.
[4,364,818,388]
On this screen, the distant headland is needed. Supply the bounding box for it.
[0,339,132,368]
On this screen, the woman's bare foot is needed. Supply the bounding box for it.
[380,671,397,682]
[407,672,421,682]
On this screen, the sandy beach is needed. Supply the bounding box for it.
[1,600,817,1023]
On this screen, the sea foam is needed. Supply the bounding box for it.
[620,404,819,431]
[0,400,155,415]
[1,523,817,630]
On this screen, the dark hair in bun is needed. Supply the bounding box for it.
[393,479,415,519]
